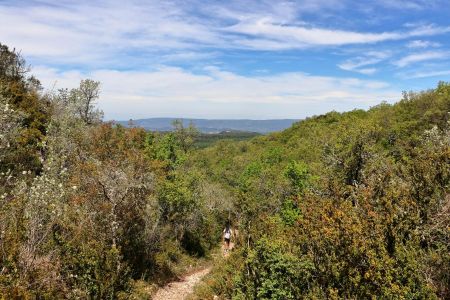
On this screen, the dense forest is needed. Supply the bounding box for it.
[0,43,449,299]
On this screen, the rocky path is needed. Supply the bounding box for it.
[153,240,235,299]
[153,267,212,300]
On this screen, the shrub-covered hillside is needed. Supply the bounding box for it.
[190,85,450,299]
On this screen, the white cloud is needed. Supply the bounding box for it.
[338,51,391,74]
[394,51,450,67]
[160,51,219,63]
[0,1,221,65]
[225,20,450,49]
[399,69,450,79]
[1,0,450,65]
[376,0,433,10]
[33,65,400,120]
[226,20,397,46]
[407,40,440,48]
[356,68,377,75]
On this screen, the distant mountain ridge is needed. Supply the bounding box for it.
[115,118,299,133]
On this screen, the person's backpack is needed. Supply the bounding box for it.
[224,228,231,239]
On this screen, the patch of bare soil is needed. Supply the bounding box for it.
[153,267,212,300]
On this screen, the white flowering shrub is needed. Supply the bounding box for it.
[0,90,86,294]
[0,93,23,215]
[17,163,68,286]
[0,93,22,161]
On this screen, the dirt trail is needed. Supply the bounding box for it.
[153,267,212,300]
[153,240,235,299]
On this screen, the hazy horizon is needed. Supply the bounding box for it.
[115,117,300,121]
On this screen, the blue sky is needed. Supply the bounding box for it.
[1,0,450,120]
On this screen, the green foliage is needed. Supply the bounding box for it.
[239,161,263,192]
[284,161,309,194]
[194,131,260,149]
[279,199,300,226]
[262,147,283,165]
[189,82,450,299]
[145,121,200,171]
[0,43,50,176]
[233,238,314,300]
[155,132,181,165]
[157,174,200,224]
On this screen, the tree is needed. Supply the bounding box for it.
[172,120,199,153]
[0,43,28,82]
[53,79,103,125]
[77,79,101,124]
[65,79,103,124]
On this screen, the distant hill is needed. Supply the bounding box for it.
[115,118,299,133]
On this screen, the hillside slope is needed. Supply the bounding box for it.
[189,83,450,299]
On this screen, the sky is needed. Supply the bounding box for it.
[1,0,450,120]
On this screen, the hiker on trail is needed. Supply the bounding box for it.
[223,223,232,252]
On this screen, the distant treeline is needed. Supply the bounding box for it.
[117,117,298,133]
